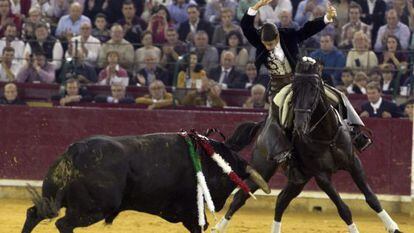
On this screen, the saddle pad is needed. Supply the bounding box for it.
[273,84,341,129]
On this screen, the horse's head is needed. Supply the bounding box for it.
[292,57,324,136]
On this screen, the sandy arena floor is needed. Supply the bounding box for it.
[2,199,413,233]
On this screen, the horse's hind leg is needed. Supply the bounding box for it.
[272,179,309,233]
[349,156,401,233]
[55,209,104,233]
[315,173,359,233]
[213,148,279,233]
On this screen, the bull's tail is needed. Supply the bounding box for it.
[26,184,63,219]
[225,120,265,152]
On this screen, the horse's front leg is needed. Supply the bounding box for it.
[272,178,309,233]
[349,156,402,233]
[314,173,359,233]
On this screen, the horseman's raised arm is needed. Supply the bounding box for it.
[297,2,337,43]
[240,0,272,48]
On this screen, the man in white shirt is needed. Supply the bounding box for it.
[259,0,292,24]
[65,22,100,68]
[0,24,25,68]
[0,46,21,82]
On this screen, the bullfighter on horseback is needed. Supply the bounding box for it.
[240,0,372,161]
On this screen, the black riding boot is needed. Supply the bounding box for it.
[350,125,372,152]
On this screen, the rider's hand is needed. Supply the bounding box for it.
[252,0,272,11]
[325,1,337,22]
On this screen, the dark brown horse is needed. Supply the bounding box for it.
[213,59,402,233]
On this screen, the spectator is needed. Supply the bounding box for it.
[0,24,25,68]
[193,30,218,72]
[160,28,188,81]
[367,66,383,83]
[22,7,50,41]
[212,8,242,50]
[16,50,55,83]
[392,0,410,26]
[351,71,368,94]
[66,22,101,68]
[374,9,410,52]
[91,13,110,43]
[55,2,91,39]
[204,0,237,24]
[168,0,189,24]
[134,31,162,70]
[83,0,108,22]
[258,0,292,24]
[332,0,350,31]
[94,82,135,104]
[136,80,174,109]
[340,2,371,46]
[310,34,345,86]
[147,5,173,45]
[98,51,129,86]
[182,78,226,108]
[294,0,327,27]
[276,10,299,30]
[177,4,214,43]
[208,50,245,89]
[338,26,355,51]
[24,23,64,70]
[0,47,20,82]
[117,0,146,49]
[243,84,268,109]
[380,63,398,95]
[224,30,249,69]
[176,51,207,88]
[243,62,269,89]
[346,31,378,72]
[360,81,403,118]
[53,78,93,106]
[59,49,98,84]
[352,0,386,48]
[379,35,408,70]
[237,0,259,21]
[98,24,135,72]
[135,50,169,86]
[403,99,414,121]
[0,0,21,38]
[0,82,25,105]
[341,67,354,92]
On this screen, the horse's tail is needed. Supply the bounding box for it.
[225,120,265,152]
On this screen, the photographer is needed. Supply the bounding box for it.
[16,51,55,83]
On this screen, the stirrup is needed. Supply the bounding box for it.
[351,125,373,152]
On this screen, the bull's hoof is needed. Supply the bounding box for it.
[392,230,402,233]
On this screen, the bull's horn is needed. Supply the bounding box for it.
[246,165,270,194]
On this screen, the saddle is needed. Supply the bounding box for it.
[273,84,343,129]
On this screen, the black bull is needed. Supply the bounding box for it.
[22,133,269,233]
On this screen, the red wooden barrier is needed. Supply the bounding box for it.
[0,105,411,195]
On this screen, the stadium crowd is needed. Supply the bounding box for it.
[0,0,412,120]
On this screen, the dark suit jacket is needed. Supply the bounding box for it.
[136,66,171,86]
[361,99,403,118]
[208,66,246,89]
[0,97,26,105]
[352,0,386,46]
[240,12,327,73]
[177,19,214,43]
